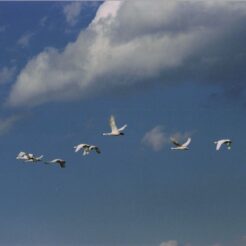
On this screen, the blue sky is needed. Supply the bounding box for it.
[0,1,246,246]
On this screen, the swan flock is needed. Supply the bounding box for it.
[16,115,232,168]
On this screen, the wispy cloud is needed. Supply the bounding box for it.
[142,126,167,151]
[17,32,34,48]
[63,2,83,26]
[0,115,21,136]
[39,16,48,27]
[0,66,16,85]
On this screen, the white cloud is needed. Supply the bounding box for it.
[17,32,34,48]
[142,126,167,151]
[63,2,83,26]
[0,115,21,135]
[160,240,179,246]
[0,66,16,85]
[7,0,246,107]
[91,0,122,25]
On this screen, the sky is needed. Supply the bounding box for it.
[0,1,246,246]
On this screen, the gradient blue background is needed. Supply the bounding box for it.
[0,2,245,246]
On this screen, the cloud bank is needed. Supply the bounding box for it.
[8,1,246,107]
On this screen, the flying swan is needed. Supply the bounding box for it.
[214,139,232,151]
[45,159,66,168]
[16,151,43,163]
[170,137,191,150]
[74,144,101,156]
[103,115,127,136]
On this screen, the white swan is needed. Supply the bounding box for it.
[103,115,127,136]
[16,151,43,162]
[45,159,66,168]
[171,137,191,150]
[214,139,232,150]
[74,144,101,155]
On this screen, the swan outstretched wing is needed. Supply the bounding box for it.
[170,138,182,147]
[74,144,83,152]
[37,155,43,160]
[17,152,28,159]
[89,145,101,154]
[215,140,224,150]
[182,138,191,147]
[118,124,127,132]
[17,151,26,158]
[215,139,231,150]
[49,159,62,163]
[45,159,66,168]
[55,159,66,168]
[110,115,118,132]
[59,162,66,168]
[74,144,89,152]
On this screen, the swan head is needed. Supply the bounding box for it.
[120,132,125,135]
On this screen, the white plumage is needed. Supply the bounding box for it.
[16,151,43,163]
[103,115,127,136]
[170,137,191,150]
[74,144,101,155]
[45,159,66,168]
[214,139,232,151]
